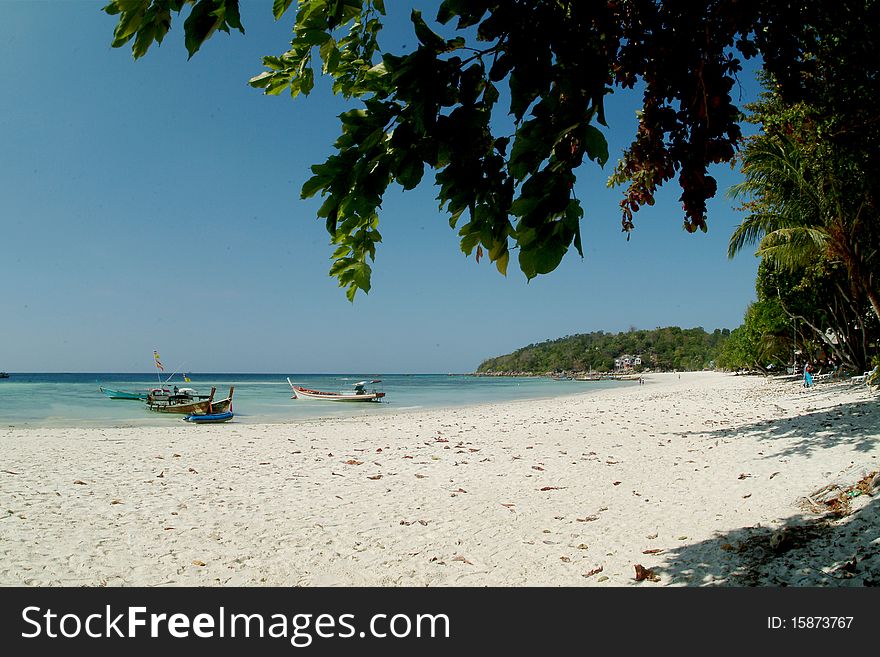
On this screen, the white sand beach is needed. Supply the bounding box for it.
[1,371,877,587]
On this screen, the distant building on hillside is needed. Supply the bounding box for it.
[614,354,642,371]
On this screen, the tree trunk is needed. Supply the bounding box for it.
[865,285,880,325]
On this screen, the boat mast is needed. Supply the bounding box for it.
[153,350,164,388]
[162,362,187,386]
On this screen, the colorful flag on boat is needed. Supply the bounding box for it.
[183,373,191,382]
[153,350,165,371]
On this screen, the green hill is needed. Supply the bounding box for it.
[477,327,730,374]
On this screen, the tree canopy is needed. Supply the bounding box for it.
[725,2,880,371]
[728,86,880,322]
[103,0,872,299]
[477,327,728,374]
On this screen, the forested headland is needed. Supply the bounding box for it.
[476,327,729,375]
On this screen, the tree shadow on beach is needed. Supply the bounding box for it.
[679,398,880,459]
[648,495,880,587]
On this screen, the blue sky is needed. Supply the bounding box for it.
[0,1,762,373]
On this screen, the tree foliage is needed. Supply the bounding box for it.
[728,105,880,321]
[725,2,880,371]
[477,327,728,374]
[728,0,880,319]
[757,258,878,371]
[715,300,789,372]
[103,0,874,299]
[717,258,880,372]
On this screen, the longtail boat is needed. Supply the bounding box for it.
[287,377,385,402]
[99,386,149,400]
[146,386,234,414]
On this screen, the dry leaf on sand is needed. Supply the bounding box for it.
[633,564,660,582]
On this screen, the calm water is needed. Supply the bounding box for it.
[0,373,633,428]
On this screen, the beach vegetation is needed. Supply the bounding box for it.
[757,259,878,372]
[728,3,880,311]
[716,300,789,372]
[717,258,879,373]
[727,3,880,371]
[477,326,726,374]
[101,0,866,300]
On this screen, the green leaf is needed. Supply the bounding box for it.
[482,81,499,107]
[410,9,445,51]
[298,28,332,46]
[272,0,294,20]
[509,133,543,181]
[509,195,539,218]
[458,222,481,255]
[493,136,509,155]
[103,1,123,17]
[519,239,566,279]
[436,0,456,24]
[445,36,466,51]
[396,157,424,190]
[350,261,372,292]
[108,0,148,45]
[582,125,609,167]
[494,249,509,276]
[131,8,165,59]
[223,0,243,31]
[329,257,354,277]
[319,37,337,68]
[299,67,315,95]
[183,0,221,59]
[301,173,328,199]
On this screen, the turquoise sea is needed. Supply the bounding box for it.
[0,373,633,428]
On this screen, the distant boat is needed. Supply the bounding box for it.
[0,372,9,379]
[146,386,234,414]
[183,410,234,423]
[99,386,149,400]
[287,377,385,402]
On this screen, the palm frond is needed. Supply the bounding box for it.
[728,212,783,258]
[755,227,830,271]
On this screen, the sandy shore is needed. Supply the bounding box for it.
[1,371,878,586]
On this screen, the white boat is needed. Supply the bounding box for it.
[287,377,385,402]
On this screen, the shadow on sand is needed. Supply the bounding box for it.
[649,489,879,587]
[678,397,880,459]
[648,390,880,586]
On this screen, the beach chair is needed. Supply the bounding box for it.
[851,366,878,384]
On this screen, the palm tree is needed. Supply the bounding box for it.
[728,133,880,322]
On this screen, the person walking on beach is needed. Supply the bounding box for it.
[803,362,814,388]
[829,357,841,381]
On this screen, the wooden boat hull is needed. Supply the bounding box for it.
[100,386,148,400]
[146,386,234,414]
[290,386,385,402]
[147,398,213,414]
